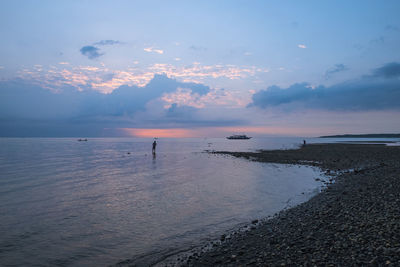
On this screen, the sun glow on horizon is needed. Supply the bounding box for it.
[121,128,197,138]
[120,126,328,138]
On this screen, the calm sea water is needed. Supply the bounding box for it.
[2,137,394,266]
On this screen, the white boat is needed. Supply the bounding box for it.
[226,134,251,140]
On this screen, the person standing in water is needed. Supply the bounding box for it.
[152,139,157,154]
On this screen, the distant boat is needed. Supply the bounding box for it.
[226,134,252,140]
[77,138,88,142]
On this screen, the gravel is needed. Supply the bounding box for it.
[184,143,400,266]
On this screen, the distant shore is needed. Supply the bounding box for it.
[184,143,400,266]
[319,133,400,138]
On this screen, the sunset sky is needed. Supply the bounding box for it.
[1,0,400,137]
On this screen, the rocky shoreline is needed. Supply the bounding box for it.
[183,143,400,266]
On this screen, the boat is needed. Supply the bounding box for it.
[226,134,252,140]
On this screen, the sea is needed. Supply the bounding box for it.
[0,137,398,266]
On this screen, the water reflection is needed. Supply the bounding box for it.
[0,138,325,267]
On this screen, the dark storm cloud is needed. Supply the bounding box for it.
[80,45,103,59]
[324,64,349,79]
[250,62,400,111]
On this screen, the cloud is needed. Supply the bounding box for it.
[162,87,206,108]
[353,44,363,51]
[144,47,164,54]
[297,44,307,49]
[385,25,400,32]
[15,60,270,100]
[94,40,120,46]
[189,45,207,51]
[291,21,299,28]
[17,62,268,94]
[160,85,247,110]
[250,62,400,111]
[140,101,246,129]
[372,62,400,78]
[369,36,385,45]
[148,63,268,83]
[80,46,103,59]
[166,103,197,118]
[324,64,349,79]
[0,75,252,136]
[79,40,120,60]
[0,74,209,120]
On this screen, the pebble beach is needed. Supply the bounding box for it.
[185,143,400,266]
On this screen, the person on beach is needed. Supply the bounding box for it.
[303,140,306,145]
[152,139,157,154]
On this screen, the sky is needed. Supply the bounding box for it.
[1,0,400,137]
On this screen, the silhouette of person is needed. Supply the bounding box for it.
[303,140,306,145]
[152,140,157,154]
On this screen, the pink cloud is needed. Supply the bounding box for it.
[16,62,268,94]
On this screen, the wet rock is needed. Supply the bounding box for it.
[220,234,226,241]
